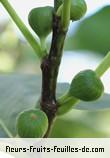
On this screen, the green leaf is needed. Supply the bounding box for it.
[0,74,41,137]
[0,74,110,137]
[0,74,69,137]
[66,6,110,55]
[50,110,108,137]
[51,118,104,137]
[75,93,110,111]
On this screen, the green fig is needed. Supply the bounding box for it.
[56,0,87,21]
[69,70,104,101]
[70,0,87,21]
[28,6,53,39]
[17,109,48,138]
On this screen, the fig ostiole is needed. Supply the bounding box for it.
[16,109,48,138]
[28,6,53,40]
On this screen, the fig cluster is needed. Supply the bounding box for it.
[28,0,87,40]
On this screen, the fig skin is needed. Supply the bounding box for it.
[28,6,53,39]
[69,70,104,101]
[57,0,87,21]
[17,109,48,138]
[70,0,87,21]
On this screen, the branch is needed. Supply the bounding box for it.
[95,51,110,77]
[41,1,71,137]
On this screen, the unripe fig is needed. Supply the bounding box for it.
[28,6,53,39]
[17,109,48,138]
[70,0,87,21]
[69,70,104,101]
[56,0,87,21]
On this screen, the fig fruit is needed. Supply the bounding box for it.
[69,69,104,101]
[70,0,87,21]
[17,109,48,138]
[28,6,53,39]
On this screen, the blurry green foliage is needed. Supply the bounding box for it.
[66,6,110,55]
[1,6,110,73]
[51,110,109,138]
[0,21,40,73]
[0,23,18,49]
[0,75,110,137]
[0,75,68,137]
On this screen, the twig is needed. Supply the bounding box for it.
[41,1,71,137]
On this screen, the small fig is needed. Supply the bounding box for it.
[17,109,48,138]
[70,0,87,21]
[69,70,104,101]
[28,6,53,39]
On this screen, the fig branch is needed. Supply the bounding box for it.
[62,0,71,30]
[40,0,71,137]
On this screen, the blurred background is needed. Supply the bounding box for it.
[0,0,110,92]
[0,0,110,138]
